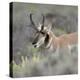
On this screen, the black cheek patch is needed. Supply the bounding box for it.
[45,34,49,45]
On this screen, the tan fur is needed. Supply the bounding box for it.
[47,32,78,50]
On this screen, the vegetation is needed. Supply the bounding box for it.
[11,42,78,77]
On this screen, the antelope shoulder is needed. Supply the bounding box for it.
[57,32,78,48]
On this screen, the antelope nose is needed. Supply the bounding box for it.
[32,42,35,45]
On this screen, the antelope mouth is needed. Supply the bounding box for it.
[32,43,39,48]
[34,45,38,48]
[33,44,40,48]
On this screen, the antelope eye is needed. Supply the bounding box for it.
[40,31,45,35]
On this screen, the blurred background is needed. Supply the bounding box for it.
[11,2,78,77]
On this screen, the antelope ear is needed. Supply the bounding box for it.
[37,23,42,31]
[47,24,52,31]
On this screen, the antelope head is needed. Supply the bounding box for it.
[30,13,52,48]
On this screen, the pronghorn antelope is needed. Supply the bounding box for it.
[30,13,78,53]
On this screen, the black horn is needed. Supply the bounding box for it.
[41,14,45,31]
[42,14,45,24]
[30,13,38,31]
[30,13,35,26]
